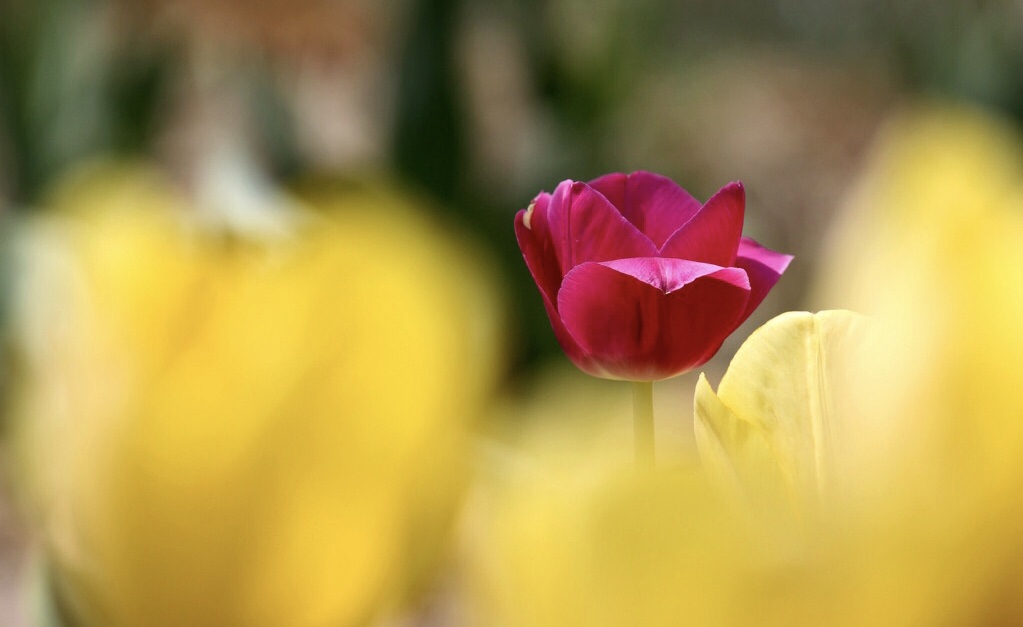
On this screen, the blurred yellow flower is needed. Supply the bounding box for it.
[469,394,755,627]
[692,306,999,627]
[10,163,501,627]
[811,103,1023,623]
[814,104,1023,498]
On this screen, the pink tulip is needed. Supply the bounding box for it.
[515,171,792,381]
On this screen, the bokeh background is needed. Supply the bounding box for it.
[2,0,1023,624]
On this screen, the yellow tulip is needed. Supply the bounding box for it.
[810,103,1023,623]
[692,309,992,627]
[813,104,1023,488]
[11,163,501,627]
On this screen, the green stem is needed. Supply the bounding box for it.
[632,381,654,467]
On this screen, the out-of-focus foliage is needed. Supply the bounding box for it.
[0,0,172,207]
[9,162,501,627]
[5,0,1022,372]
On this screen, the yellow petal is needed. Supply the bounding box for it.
[694,310,873,514]
[694,372,784,509]
[813,104,1023,500]
[11,164,502,627]
[470,410,755,627]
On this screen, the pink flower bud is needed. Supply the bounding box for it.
[515,171,792,381]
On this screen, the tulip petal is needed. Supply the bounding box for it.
[589,171,703,248]
[546,180,659,276]
[515,192,562,304]
[596,257,741,293]
[735,237,794,320]
[514,196,604,375]
[693,373,787,507]
[557,258,751,380]
[659,182,745,266]
[533,277,606,378]
[694,310,872,511]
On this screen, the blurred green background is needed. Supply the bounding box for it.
[5,0,1023,376]
[1,0,1022,623]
